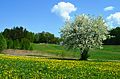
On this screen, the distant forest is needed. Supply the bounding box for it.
[0,26,120,51]
[0,27,61,50]
[103,27,120,45]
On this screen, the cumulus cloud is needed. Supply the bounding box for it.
[106,12,120,27]
[51,2,77,21]
[104,6,114,11]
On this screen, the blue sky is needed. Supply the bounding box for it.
[0,0,120,37]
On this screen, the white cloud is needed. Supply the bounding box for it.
[106,12,120,27]
[51,2,77,21]
[104,6,114,11]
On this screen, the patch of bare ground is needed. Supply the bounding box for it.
[2,49,58,57]
[2,49,78,60]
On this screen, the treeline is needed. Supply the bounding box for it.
[34,32,60,44]
[1,26,120,51]
[1,27,34,50]
[104,27,120,45]
[0,26,61,51]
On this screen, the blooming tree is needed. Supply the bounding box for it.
[60,14,109,60]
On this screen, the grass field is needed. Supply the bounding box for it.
[0,54,120,79]
[0,44,120,78]
[32,43,120,60]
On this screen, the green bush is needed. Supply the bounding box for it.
[29,45,33,50]
[0,33,7,51]
[21,38,30,50]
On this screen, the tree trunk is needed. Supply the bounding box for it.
[80,48,89,60]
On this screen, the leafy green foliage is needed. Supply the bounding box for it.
[2,27,34,42]
[7,39,13,49]
[21,38,31,50]
[1,26,61,51]
[34,31,60,44]
[60,14,109,60]
[2,27,35,50]
[13,39,20,49]
[0,55,120,78]
[29,45,33,50]
[104,27,120,45]
[0,33,7,51]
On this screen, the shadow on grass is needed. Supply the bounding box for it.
[27,54,80,61]
[48,57,80,61]
[27,54,117,62]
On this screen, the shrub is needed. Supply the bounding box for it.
[29,45,33,50]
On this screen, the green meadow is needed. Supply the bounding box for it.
[32,43,120,60]
[0,54,120,79]
[0,44,120,78]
